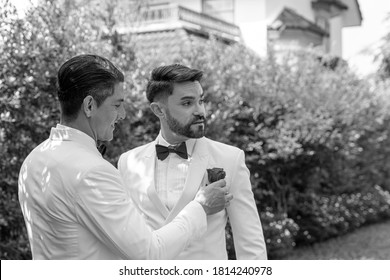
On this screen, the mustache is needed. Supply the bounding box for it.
[192,116,205,123]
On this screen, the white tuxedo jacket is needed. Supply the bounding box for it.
[118,136,267,259]
[18,125,206,259]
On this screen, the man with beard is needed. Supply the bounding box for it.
[118,64,267,259]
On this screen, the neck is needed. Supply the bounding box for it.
[61,116,97,143]
[160,126,188,145]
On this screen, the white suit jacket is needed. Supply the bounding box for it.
[118,136,267,259]
[18,124,207,259]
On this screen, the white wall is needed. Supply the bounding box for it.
[234,0,267,56]
[329,15,343,56]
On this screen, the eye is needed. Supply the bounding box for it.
[182,101,192,106]
[199,98,204,104]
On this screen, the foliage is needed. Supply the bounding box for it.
[2,0,390,260]
[260,209,299,259]
[291,185,390,245]
[176,39,380,202]
[172,40,390,257]
[377,12,390,80]
[0,0,139,259]
[226,207,300,260]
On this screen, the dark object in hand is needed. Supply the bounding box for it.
[207,168,226,183]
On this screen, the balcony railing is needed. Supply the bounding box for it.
[135,4,241,40]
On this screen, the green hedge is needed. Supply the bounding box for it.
[2,0,390,259]
[291,186,390,245]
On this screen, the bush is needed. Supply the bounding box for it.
[291,185,390,245]
[224,209,299,260]
[175,40,390,256]
[0,0,139,259]
[2,0,390,260]
[260,209,299,259]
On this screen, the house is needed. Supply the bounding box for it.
[121,0,362,58]
[267,0,362,56]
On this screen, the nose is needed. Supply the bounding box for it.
[194,102,205,117]
[118,105,126,121]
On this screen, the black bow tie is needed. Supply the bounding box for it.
[156,142,188,160]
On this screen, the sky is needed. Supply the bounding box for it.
[342,0,390,76]
[10,0,390,77]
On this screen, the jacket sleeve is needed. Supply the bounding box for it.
[227,150,268,259]
[74,163,207,259]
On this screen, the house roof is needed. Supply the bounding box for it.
[268,7,329,37]
[312,0,363,27]
[315,0,348,10]
[354,0,363,23]
[131,29,190,57]
[340,0,363,27]
[130,28,218,61]
[128,13,239,60]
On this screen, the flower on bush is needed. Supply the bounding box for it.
[260,209,299,259]
[290,186,390,245]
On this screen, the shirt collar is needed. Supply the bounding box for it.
[50,124,98,154]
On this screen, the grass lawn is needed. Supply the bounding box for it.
[278,220,390,260]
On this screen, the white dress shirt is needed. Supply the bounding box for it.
[155,134,196,210]
[18,124,207,259]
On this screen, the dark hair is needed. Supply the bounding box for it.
[146,64,203,103]
[57,54,124,120]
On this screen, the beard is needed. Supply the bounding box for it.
[165,110,205,139]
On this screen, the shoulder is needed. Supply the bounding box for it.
[198,137,245,164]
[118,141,155,171]
[76,161,127,199]
[84,160,120,179]
[72,146,119,177]
[200,137,242,154]
[119,142,153,160]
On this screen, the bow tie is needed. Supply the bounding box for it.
[156,142,188,160]
[97,143,107,156]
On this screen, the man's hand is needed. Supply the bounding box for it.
[194,179,233,215]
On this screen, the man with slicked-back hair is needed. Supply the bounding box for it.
[18,55,231,259]
[118,64,267,259]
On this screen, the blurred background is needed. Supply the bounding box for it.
[1,0,390,260]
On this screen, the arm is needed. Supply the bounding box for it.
[75,163,207,259]
[227,150,268,260]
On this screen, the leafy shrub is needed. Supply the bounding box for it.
[291,185,390,245]
[2,0,390,260]
[0,0,138,259]
[0,187,31,259]
[260,209,299,259]
[224,209,299,260]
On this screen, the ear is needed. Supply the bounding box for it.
[82,95,95,118]
[150,102,166,118]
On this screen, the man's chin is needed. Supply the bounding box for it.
[191,129,205,139]
[100,135,113,142]
[193,134,204,139]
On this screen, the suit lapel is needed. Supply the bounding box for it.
[164,138,210,225]
[143,139,170,219]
